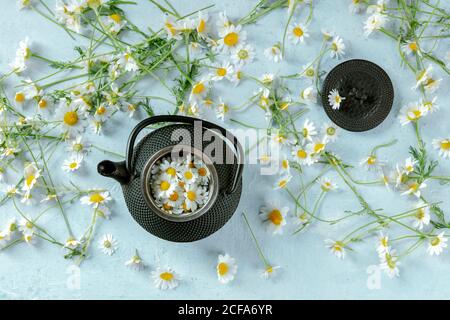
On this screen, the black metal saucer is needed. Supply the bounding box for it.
[321,59,394,132]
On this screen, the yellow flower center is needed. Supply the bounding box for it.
[305,68,314,77]
[431,237,440,247]
[334,95,341,104]
[407,109,422,121]
[268,209,283,225]
[326,127,336,136]
[103,240,111,248]
[416,208,425,220]
[192,82,205,95]
[293,27,304,37]
[278,179,288,188]
[15,92,25,103]
[96,105,106,115]
[69,162,78,169]
[282,159,289,169]
[198,167,207,176]
[160,272,174,281]
[440,140,450,150]
[197,19,206,33]
[381,238,388,247]
[297,149,307,159]
[26,221,33,229]
[184,171,193,180]
[160,181,171,191]
[38,99,48,109]
[408,42,418,52]
[63,111,79,126]
[169,192,179,201]
[237,49,249,59]
[223,32,239,47]
[333,244,342,252]
[166,167,176,176]
[110,13,121,23]
[367,156,376,165]
[90,193,105,203]
[216,67,227,77]
[26,175,35,187]
[187,190,197,201]
[218,262,229,276]
[314,143,325,153]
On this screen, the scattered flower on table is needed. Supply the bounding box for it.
[376,232,389,255]
[328,89,345,110]
[325,239,346,259]
[330,36,346,59]
[264,43,283,63]
[260,265,280,280]
[412,202,430,231]
[379,249,400,278]
[231,44,255,66]
[259,202,289,235]
[401,181,426,198]
[318,178,338,192]
[364,13,387,36]
[432,138,450,159]
[81,190,112,208]
[301,119,317,141]
[62,154,84,172]
[64,237,81,250]
[217,254,238,284]
[98,234,118,256]
[152,266,179,290]
[321,122,339,142]
[274,174,292,190]
[427,232,448,256]
[288,22,309,44]
[398,102,427,126]
[125,250,145,271]
[300,86,317,104]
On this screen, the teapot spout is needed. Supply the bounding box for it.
[97,160,130,185]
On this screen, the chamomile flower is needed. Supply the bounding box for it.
[18,217,35,235]
[264,43,283,63]
[291,143,313,166]
[56,100,86,137]
[259,201,289,235]
[325,239,346,259]
[433,138,450,159]
[288,23,309,44]
[64,237,81,250]
[274,174,292,190]
[300,119,317,141]
[216,254,238,284]
[117,47,139,72]
[159,159,180,178]
[98,233,118,256]
[401,180,426,198]
[0,231,9,247]
[125,250,144,271]
[23,232,36,245]
[300,86,317,105]
[18,0,33,9]
[230,68,243,86]
[330,36,346,59]
[412,202,430,230]
[22,79,43,100]
[420,96,438,114]
[360,154,380,171]
[322,122,339,142]
[10,37,31,73]
[22,163,40,192]
[152,266,179,290]
[301,64,316,81]
[216,98,230,121]
[104,13,126,33]
[427,232,448,256]
[218,24,246,52]
[178,165,198,185]
[184,184,207,212]
[96,205,112,220]
[349,0,364,13]
[423,76,442,94]
[308,138,327,156]
[5,218,18,239]
[62,154,83,172]
[413,65,433,89]
[231,44,255,66]
[166,186,184,210]
[376,231,389,255]
[293,211,309,225]
[80,190,112,208]
[278,157,290,174]
[55,1,82,32]
[318,178,338,192]
[210,62,233,81]
[260,265,280,280]
[403,157,417,175]
[328,89,345,110]
[196,11,209,37]
[379,248,400,278]
[67,136,90,155]
[402,41,420,56]
[189,78,208,102]
[164,16,181,40]
[260,73,274,85]
[364,13,387,36]
[153,173,177,198]
[398,102,427,126]
[93,104,112,121]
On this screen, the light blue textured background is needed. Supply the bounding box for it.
[0,0,449,299]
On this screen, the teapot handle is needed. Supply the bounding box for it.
[126,115,244,194]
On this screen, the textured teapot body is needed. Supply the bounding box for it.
[98,116,243,243]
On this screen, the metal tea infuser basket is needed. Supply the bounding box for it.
[97,115,244,242]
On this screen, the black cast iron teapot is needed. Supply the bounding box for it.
[97,115,244,242]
